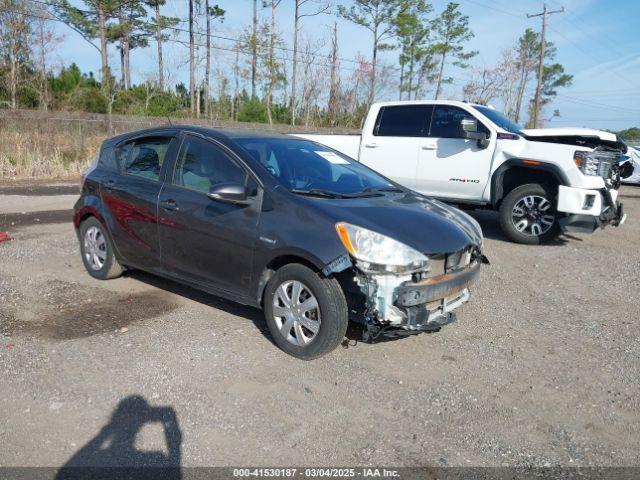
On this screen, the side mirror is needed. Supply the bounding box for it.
[460,118,490,149]
[207,182,250,204]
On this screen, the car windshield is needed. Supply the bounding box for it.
[235,137,397,196]
[474,105,523,134]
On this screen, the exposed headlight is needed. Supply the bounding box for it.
[574,150,599,176]
[575,150,617,178]
[335,222,429,274]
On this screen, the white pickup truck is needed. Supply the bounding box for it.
[297,100,632,244]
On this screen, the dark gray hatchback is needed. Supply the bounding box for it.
[74,126,487,359]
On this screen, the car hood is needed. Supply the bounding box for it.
[520,127,618,142]
[308,192,483,255]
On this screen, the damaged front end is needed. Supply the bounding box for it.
[352,247,486,341]
[328,218,487,342]
[558,146,631,233]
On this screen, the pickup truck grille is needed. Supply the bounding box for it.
[579,149,621,180]
[594,151,620,179]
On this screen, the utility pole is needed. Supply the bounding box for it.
[527,4,564,128]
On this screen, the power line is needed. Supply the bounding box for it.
[27,0,398,72]
[0,6,383,76]
[555,94,640,115]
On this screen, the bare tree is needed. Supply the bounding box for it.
[290,0,330,126]
[144,0,179,92]
[265,0,282,126]
[327,22,340,126]
[463,49,520,111]
[338,0,404,106]
[154,1,164,90]
[189,0,195,116]
[297,36,326,127]
[32,5,60,110]
[0,0,33,109]
[251,0,258,98]
[204,3,224,118]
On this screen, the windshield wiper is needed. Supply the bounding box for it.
[291,188,345,198]
[358,186,405,194]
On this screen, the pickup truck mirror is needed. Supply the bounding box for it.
[460,118,490,148]
[207,182,251,205]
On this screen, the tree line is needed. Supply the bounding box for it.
[1,0,583,130]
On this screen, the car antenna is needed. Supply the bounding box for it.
[166,116,173,125]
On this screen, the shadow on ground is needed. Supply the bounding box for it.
[55,395,182,480]
[126,270,274,344]
[464,208,577,245]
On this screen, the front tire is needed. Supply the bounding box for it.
[263,264,348,360]
[499,183,560,245]
[79,217,124,280]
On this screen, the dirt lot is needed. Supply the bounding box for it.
[1,182,639,469]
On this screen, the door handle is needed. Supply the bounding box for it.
[364,143,378,149]
[160,199,179,211]
[421,144,437,150]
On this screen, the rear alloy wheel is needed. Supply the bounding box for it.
[264,264,348,360]
[499,183,560,245]
[79,217,124,280]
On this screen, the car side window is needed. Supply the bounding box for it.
[429,106,489,139]
[374,105,433,137]
[116,136,172,181]
[174,135,247,194]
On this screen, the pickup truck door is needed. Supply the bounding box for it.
[359,104,433,191]
[415,105,495,201]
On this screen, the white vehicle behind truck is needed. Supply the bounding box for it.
[296,101,633,244]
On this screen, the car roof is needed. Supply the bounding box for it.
[105,125,292,146]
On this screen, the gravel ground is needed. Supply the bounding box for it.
[0,184,639,469]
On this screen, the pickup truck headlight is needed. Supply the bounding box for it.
[574,151,599,176]
[575,150,617,178]
[335,222,429,274]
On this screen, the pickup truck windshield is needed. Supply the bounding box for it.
[474,106,523,134]
[236,137,394,195]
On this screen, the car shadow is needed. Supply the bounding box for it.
[342,322,442,347]
[123,270,275,346]
[55,395,182,480]
[464,208,578,245]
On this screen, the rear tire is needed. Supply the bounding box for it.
[263,264,348,360]
[499,183,560,245]
[79,217,124,280]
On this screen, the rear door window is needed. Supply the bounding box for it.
[117,136,173,181]
[374,105,433,137]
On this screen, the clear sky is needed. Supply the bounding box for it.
[50,0,640,130]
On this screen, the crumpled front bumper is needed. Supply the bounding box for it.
[557,185,626,233]
[357,260,482,340]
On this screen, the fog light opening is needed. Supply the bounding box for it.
[582,194,596,210]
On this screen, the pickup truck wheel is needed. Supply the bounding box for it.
[263,264,348,360]
[499,184,560,245]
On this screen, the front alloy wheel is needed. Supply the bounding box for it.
[272,280,321,346]
[263,264,348,360]
[499,183,560,245]
[511,195,556,237]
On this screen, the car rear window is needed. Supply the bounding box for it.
[116,136,173,181]
[374,105,433,137]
